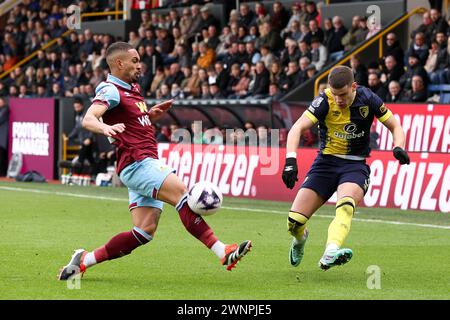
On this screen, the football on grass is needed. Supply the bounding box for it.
[187,181,223,216]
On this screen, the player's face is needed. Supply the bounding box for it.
[330,83,356,108]
[122,49,141,82]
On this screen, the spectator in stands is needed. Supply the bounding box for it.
[0,97,9,176]
[214,61,229,96]
[384,32,405,68]
[239,3,256,27]
[406,32,429,66]
[269,60,283,84]
[298,39,312,61]
[341,16,367,52]
[270,1,290,33]
[310,37,328,71]
[269,82,284,100]
[245,25,259,43]
[157,83,172,99]
[401,75,428,102]
[298,56,311,83]
[430,8,448,37]
[412,11,434,44]
[283,20,302,42]
[156,27,175,62]
[350,54,368,87]
[385,80,403,103]
[368,73,388,100]
[381,55,404,87]
[400,52,429,90]
[209,82,225,99]
[260,45,275,69]
[428,33,449,83]
[258,21,283,53]
[181,65,201,98]
[226,63,242,97]
[228,62,251,99]
[246,41,261,65]
[323,17,333,45]
[205,25,220,50]
[149,66,166,97]
[279,61,301,93]
[216,26,232,59]
[201,82,212,99]
[281,2,303,39]
[327,16,347,62]
[165,62,184,88]
[298,22,312,45]
[250,61,270,98]
[196,41,216,69]
[309,19,325,44]
[305,1,319,24]
[199,5,219,31]
[281,38,301,68]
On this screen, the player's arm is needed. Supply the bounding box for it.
[381,115,410,165]
[148,99,174,122]
[82,103,125,137]
[282,112,316,189]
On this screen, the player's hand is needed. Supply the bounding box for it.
[393,146,410,165]
[153,99,174,111]
[282,157,298,189]
[102,123,125,137]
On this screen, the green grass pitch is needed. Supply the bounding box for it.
[0,181,449,300]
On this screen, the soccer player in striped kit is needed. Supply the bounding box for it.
[282,66,410,270]
[58,42,251,280]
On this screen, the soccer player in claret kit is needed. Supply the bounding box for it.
[58,42,251,280]
[282,66,410,270]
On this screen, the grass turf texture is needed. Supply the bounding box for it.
[0,181,449,300]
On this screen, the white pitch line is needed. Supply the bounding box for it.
[1,186,450,230]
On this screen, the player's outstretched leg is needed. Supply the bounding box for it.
[319,197,355,270]
[58,225,153,280]
[287,211,309,267]
[159,173,252,271]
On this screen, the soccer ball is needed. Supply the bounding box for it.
[187,181,223,216]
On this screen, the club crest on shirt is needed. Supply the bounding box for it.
[359,106,369,118]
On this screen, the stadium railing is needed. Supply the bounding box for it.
[0,10,126,80]
[312,6,428,97]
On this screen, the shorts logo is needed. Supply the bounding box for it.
[344,123,357,133]
[359,106,369,118]
[379,104,387,113]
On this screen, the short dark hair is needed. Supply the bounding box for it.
[105,42,134,64]
[328,66,354,89]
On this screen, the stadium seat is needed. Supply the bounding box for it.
[427,84,450,103]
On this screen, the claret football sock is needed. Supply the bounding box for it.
[287,211,309,243]
[86,226,152,267]
[176,194,219,249]
[326,197,355,248]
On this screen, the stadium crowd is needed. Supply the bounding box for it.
[0,0,449,176]
[1,1,449,103]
